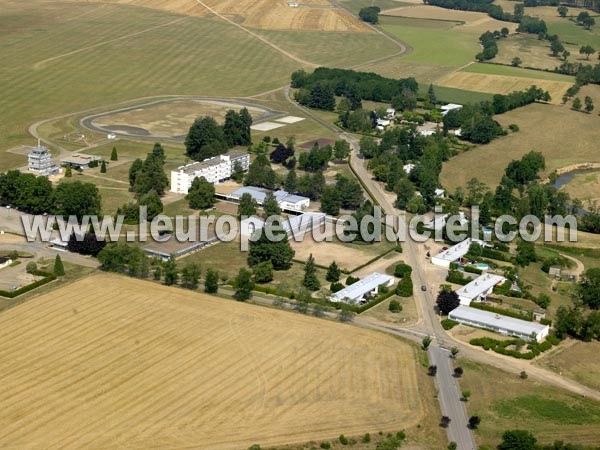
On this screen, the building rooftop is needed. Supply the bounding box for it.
[456,274,506,301]
[230,186,268,203]
[60,154,101,165]
[331,272,394,303]
[433,238,488,263]
[449,305,549,338]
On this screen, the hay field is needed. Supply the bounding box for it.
[561,170,600,205]
[382,5,518,33]
[438,72,572,104]
[0,273,425,449]
[494,34,580,71]
[537,340,600,392]
[69,0,371,32]
[440,102,600,191]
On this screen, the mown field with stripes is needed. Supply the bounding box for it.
[0,274,426,449]
[0,0,399,170]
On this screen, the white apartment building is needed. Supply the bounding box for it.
[170,152,250,194]
[28,143,59,176]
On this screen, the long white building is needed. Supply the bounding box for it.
[170,152,250,194]
[431,238,489,268]
[329,272,395,304]
[229,186,310,211]
[456,273,506,305]
[240,212,326,238]
[449,305,550,342]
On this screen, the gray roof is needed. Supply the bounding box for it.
[449,305,549,337]
[230,186,268,204]
[456,274,506,300]
[331,272,394,303]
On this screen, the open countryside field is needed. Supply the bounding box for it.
[495,34,581,70]
[68,0,372,32]
[537,340,600,392]
[459,358,600,448]
[441,102,600,191]
[561,169,600,205]
[0,273,429,449]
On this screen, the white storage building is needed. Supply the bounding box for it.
[240,212,326,238]
[431,238,489,268]
[329,272,395,304]
[229,187,310,211]
[449,305,550,342]
[456,273,506,305]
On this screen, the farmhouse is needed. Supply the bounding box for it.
[60,154,102,169]
[170,152,250,194]
[456,273,506,305]
[449,305,550,342]
[229,186,310,211]
[431,237,488,268]
[28,143,59,176]
[329,272,395,304]
[240,212,326,238]
[440,103,463,116]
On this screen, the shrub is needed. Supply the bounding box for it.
[389,299,402,313]
[508,124,520,132]
[362,433,371,443]
[441,319,459,330]
[396,277,413,297]
[320,442,331,449]
[464,265,483,275]
[546,334,561,345]
[330,282,344,293]
[346,276,360,285]
[26,262,37,274]
[339,434,348,445]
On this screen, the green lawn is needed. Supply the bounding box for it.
[419,85,494,104]
[547,21,600,48]
[340,0,414,15]
[380,16,480,67]
[462,63,576,81]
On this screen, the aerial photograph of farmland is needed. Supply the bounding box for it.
[1,0,600,449]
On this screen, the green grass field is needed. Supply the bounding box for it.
[459,358,600,448]
[462,63,576,81]
[547,20,600,48]
[341,0,415,15]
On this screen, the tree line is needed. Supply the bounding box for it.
[0,170,101,220]
[185,108,252,162]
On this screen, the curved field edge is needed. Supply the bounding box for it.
[0,273,432,449]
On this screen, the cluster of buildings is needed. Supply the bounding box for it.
[170,153,250,194]
[226,186,310,212]
[28,142,103,176]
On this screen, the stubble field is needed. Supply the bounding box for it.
[0,273,425,449]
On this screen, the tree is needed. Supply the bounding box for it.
[234,268,254,301]
[422,335,432,350]
[53,254,65,276]
[248,225,295,270]
[511,56,522,67]
[185,116,227,161]
[204,268,219,293]
[573,96,583,110]
[139,190,163,220]
[67,232,106,256]
[580,45,595,60]
[54,181,102,220]
[333,140,351,160]
[497,430,537,450]
[428,83,437,104]
[186,176,215,210]
[133,151,168,195]
[223,108,252,147]
[110,147,118,161]
[284,169,297,193]
[557,6,568,17]
[448,442,457,450]
[129,158,143,188]
[262,192,281,218]
[462,390,471,401]
[326,261,341,282]
[583,16,596,30]
[451,347,459,358]
[253,261,274,283]
[550,40,564,56]
[427,365,437,376]
[320,186,341,216]
[516,239,537,266]
[577,268,600,309]
[585,95,594,113]
[436,290,460,315]
[231,160,245,183]
[181,262,201,289]
[303,254,320,291]
[453,366,463,377]
[468,416,481,429]
[358,6,380,23]
[162,257,179,286]
[100,160,107,173]
[64,165,72,177]
[238,192,258,218]
[244,153,276,189]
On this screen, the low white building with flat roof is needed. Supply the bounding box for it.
[456,273,506,305]
[449,305,550,342]
[229,187,310,211]
[329,272,395,304]
[171,152,250,194]
[431,238,488,268]
[440,103,463,116]
[240,212,326,238]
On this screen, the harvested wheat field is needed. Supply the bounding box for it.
[0,273,423,449]
[70,0,371,32]
[439,71,571,104]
